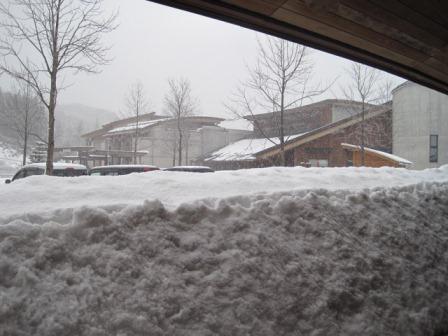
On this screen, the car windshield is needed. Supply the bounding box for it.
[0,1,447,335]
[52,169,87,177]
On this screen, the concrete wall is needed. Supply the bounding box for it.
[92,137,106,150]
[139,127,176,168]
[392,82,448,169]
[137,125,252,168]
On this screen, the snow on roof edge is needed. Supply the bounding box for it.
[341,143,412,165]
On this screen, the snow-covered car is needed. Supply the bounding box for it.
[4,162,88,183]
[163,166,214,173]
[89,164,160,176]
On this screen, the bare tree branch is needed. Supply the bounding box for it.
[341,62,383,165]
[164,78,198,165]
[122,81,148,164]
[226,35,331,166]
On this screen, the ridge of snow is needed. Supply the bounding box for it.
[1,165,447,221]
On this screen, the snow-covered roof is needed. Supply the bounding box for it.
[341,143,412,165]
[206,133,306,161]
[217,118,253,131]
[107,119,164,134]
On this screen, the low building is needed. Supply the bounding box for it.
[82,114,253,168]
[202,105,395,169]
[54,146,148,167]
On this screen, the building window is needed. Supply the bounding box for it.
[308,159,329,167]
[430,135,438,163]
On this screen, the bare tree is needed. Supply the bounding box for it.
[164,78,197,166]
[0,82,46,165]
[226,36,328,166]
[123,81,148,164]
[375,77,398,105]
[0,0,117,174]
[342,63,382,165]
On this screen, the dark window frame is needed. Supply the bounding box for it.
[430,134,438,163]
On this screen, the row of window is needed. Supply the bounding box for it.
[430,134,438,163]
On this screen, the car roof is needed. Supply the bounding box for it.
[169,166,212,169]
[90,165,159,170]
[164,166,214,171]
[23,162,87,170]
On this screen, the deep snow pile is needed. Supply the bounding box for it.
[1,167,448,335]
[1,183,448,334]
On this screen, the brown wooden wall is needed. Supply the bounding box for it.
[351,151,399,168]
[291,110,392,167]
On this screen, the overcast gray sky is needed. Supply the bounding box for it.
[57,0,357,117]
[9,0,403,118]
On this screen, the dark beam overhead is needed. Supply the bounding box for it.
[148,0,448,94]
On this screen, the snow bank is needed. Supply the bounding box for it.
[2,165,447,221]
[1,181,448,335]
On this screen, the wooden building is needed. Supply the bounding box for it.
[202,104,405,169]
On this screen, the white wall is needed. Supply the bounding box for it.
[392,82,448,169]
[137,125,252,168]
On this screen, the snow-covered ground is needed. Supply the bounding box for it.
[1,166,448,335]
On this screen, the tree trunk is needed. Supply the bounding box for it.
[22,130,28,166]
[172,143,176,166]
[280,87,286,166]
[133,112,139,164]
[178,133,182,165]
[46,4,60,176]
[46,73,57,175]
[185,137,189,165]
[361,101,365,166]
[177,116,182,165]
[22,107,29,166]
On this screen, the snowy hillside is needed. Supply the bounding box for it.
[0,144,21,178]
[1,166,448,335]
[55,103,118,146]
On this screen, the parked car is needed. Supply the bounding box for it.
[89,164,160,176]
[164,166,214,173]
[5,162,88,183]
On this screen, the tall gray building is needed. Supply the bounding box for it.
[392,82,447,169]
